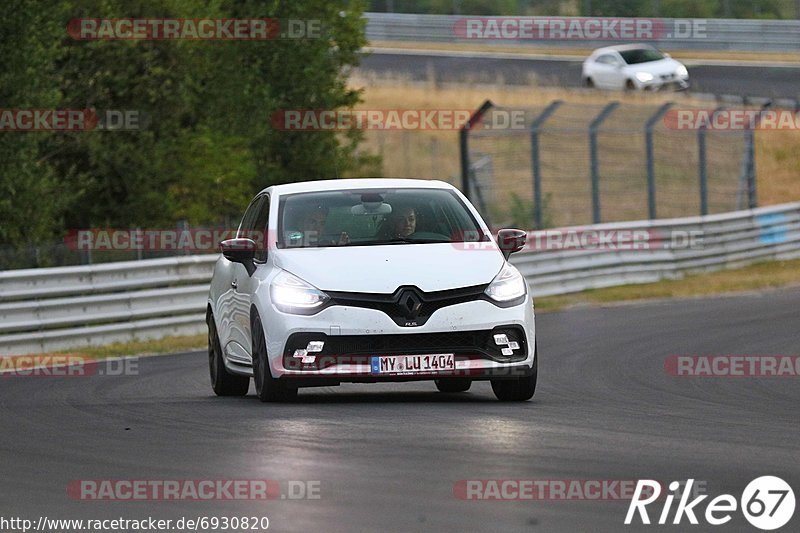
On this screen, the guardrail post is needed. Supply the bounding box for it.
[530,100,562,229]
[644,102,673,220]
[589,102,619,224]
[459,100,493,202]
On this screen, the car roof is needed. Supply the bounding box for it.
[591,43,657,55]
[262,178,456,196]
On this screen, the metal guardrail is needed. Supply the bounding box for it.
[0,256,217,355]
[364,12,800,52]
[1,202,799,355]
[514,202,800,296]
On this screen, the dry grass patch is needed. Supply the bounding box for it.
[350,77,800,210]
[536,258,800,311]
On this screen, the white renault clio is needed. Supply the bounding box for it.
[207,179,537,402]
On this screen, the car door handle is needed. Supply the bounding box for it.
[231,280,238,290]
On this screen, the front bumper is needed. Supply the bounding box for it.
[254,295,536,383]
[639,75,690,91]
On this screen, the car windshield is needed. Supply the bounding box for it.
[619,48,665,65]
[277,187,488,248]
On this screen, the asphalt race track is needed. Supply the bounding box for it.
[1,288,798,532]
[359,51,800,100]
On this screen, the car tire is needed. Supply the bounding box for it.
[435,378,472,393]
[251,312,298,403]
[491,344,538,402]
[207,313,250,397]
[625,79,636,91]
[584,77,594,88]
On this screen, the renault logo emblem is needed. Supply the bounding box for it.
[398,290,423,319]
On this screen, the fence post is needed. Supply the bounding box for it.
[403,131,411,176]
[698,126,707,216]
[589,102,619,224]
[644,102,673,220]
[697,105,725,216]
[530,100,562,229]
[746,129,758,209]
[745,102,771,209]
[459,100,493,202]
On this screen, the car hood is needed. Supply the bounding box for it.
[623,58,683,75]
[272,243,505,293]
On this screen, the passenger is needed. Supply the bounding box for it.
[289,205,349,246]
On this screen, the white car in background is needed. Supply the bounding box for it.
[206,179,538,402]
[582,44,689,91]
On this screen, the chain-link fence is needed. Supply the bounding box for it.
[461,100,758,229]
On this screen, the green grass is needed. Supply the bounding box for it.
[53,334,206,360]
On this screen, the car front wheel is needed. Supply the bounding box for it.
[251,313,298,403]
[208,314,250,397]
[491,344,538,401]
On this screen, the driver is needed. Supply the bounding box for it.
[383,206,417,239]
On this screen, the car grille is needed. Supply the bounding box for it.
[282,327,528,371]
[326,284,490,327]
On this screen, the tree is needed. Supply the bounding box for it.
[0,0,64,249]
[1,0,373,253]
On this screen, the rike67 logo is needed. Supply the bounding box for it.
[626,477,795,530]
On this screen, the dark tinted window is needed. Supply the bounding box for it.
[238,194,270,261]
[619,48,665,65]
[238,195,265,236]
[252,195,270,261]
[277,188,488,249]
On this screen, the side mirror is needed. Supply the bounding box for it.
[220,238,257,276]
[497,229,527,260]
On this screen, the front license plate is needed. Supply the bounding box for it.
[370,354,455,375]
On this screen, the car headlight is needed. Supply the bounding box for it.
[676,65,689,77]
[484,263,527,305]
[635,72,654,83]
[270,270,330,314]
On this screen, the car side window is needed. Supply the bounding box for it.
[252,195,270,262]
[238,195,263,238]
[237,194,270,262]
